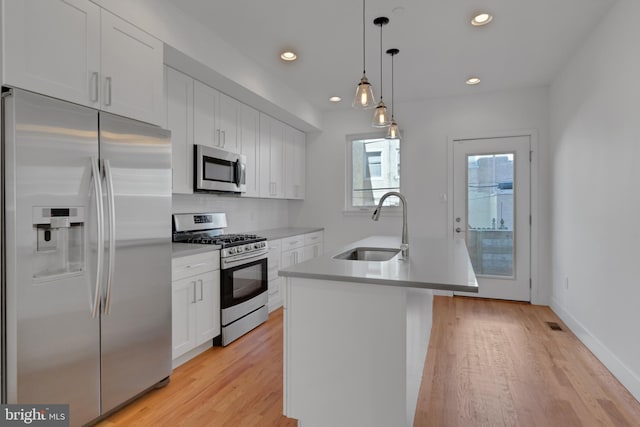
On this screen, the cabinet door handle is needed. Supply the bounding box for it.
[90,72,99,102]
[191,281,197,304]
[222,130,226,147]
[105,76,112,106]
[198,279,204,301]
[216,129,221,147]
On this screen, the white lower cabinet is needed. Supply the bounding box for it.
[269,231,324,312]
[267,239,282,312]
[172,251,220,366]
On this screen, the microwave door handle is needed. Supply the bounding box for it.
[234,159,241,186]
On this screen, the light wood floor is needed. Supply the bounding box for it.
[99,297,640,427]
[416,297,640,427]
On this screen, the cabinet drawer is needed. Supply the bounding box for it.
[172,251,219,281]
[282,235,304,250]
[304,231,323,246]
[268,239,282,252]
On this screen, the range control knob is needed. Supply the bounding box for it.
[236,246,244,253]
[229,248,236,254]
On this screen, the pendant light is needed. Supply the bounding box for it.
[352,0,376,109]
[385,48,400,140]
[372,17,390,128]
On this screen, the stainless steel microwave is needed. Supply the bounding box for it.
[194,144,246,193]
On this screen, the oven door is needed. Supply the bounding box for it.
[194,144,246,193]
[220,254,268,316]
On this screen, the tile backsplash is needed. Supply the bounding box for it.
[172,194,290,233]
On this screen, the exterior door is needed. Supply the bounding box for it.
[452,136,531,301]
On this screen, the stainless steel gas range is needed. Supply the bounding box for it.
[172,213,268,346]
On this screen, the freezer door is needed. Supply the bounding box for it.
[98,112,172,413]
[3,89,101,425]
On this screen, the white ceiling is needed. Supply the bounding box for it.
[166,0,617,112]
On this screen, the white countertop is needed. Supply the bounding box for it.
[278,235,478,292]
[172,242,220,258]
[248,227,324,241]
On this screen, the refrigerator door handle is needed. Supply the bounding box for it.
[103,159,116,315]
[91,157,105,318]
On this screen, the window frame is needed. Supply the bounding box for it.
[344,131,402,214]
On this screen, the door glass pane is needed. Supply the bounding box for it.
[466,153,514,277]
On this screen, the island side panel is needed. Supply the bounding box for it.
[405,288,434,426]
[283,277,407,427]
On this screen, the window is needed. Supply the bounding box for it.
[365,151,382,178]
[347,135,400,210]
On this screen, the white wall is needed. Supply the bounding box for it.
[173,195,289,234]
[549,0,640,400]
[290,86,551,303]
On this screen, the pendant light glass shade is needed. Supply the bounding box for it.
[353,74,376,109]
[386,120,400,139]
[385,48,400,139]
[372,100,390,127]
[372,17,390,127]
[353,0,376,109]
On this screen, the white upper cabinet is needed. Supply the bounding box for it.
[259,113,285,198]
[2,0,164,126]
[2,0,101,109]
[284,126,306,200]
[165,66,194,194]
[239,104,261,198]
[193,81,240,152]
[193,80,219,148]
[218,93,240,152]
[100,10,164,126]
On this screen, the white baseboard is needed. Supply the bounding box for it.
[172,340,213,369]
[550,296,640,402]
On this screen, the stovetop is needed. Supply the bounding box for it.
[172,213,269,259]
[173,232,266,248]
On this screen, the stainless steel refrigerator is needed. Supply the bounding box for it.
[1,88,172,426]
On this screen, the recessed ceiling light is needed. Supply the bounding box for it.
[471,12,493,26]
[466,77,481,85]
[280,51,297,61]
[329,96,342,102]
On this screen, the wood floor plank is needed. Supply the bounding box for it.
[100,297,640,427]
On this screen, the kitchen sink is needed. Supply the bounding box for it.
[333,247,401,262]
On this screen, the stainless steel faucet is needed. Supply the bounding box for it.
[371,191,409,260]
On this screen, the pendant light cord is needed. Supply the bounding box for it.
[391,53,394,117]
[379,21,383,101]
[362,0,366,74]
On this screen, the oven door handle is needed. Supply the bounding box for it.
[222,251,268,270]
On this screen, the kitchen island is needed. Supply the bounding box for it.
[278,235,477,427]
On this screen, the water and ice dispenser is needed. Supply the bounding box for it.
[33,207,84,279]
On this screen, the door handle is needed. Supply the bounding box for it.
[90,157,104,319]
[103,159,116,315]
[222,130,226,147]
[198,279,204,301]
[216,129,221,147]
[104,77,112,106]
[192,281,197,304]
[90,72,99,103]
